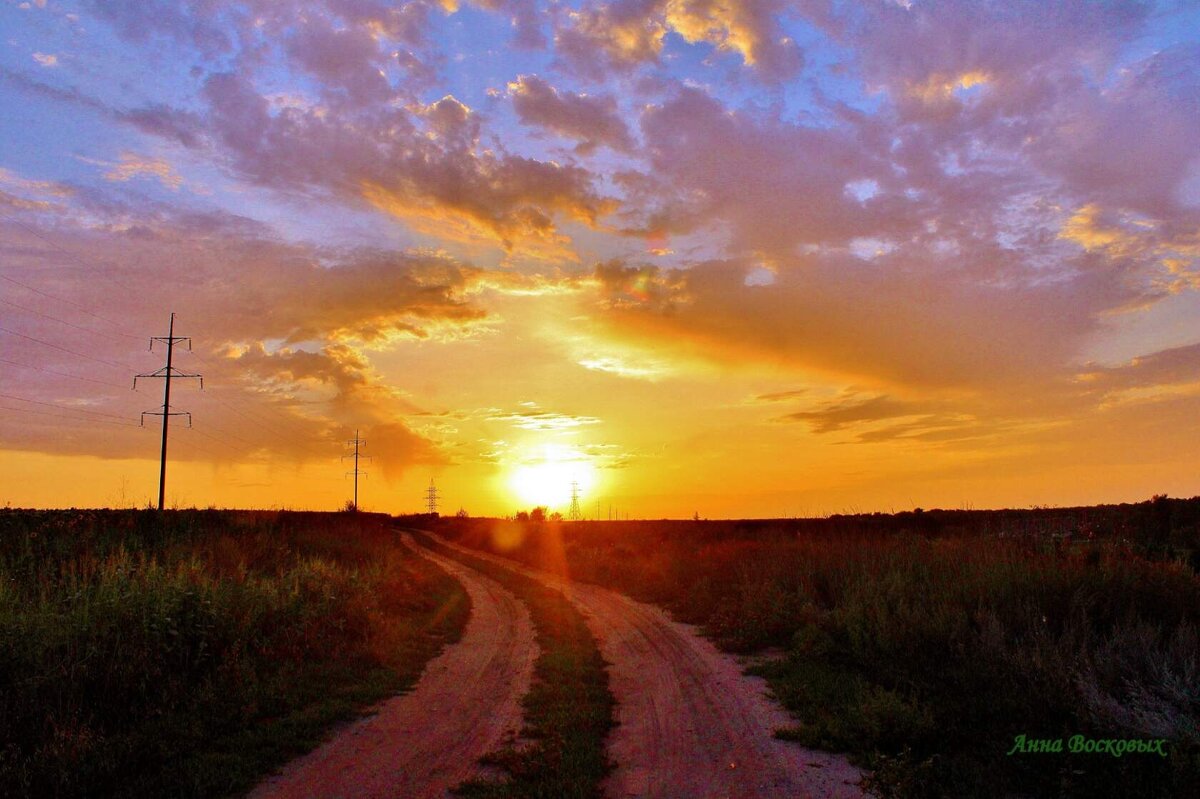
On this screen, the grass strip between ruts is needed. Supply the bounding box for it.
[408,529,615,799]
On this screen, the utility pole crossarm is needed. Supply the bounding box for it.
[133,366,203,391]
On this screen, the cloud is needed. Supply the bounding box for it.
[0,168,73,211]
[1076,343,1200,396]
[509,75,634,154]
[469,0,546,48]
[200,71,612,254]
[779,394,928,433]
[1058,203,1200,297]
[486,405,603,431]
[754,389,807,403]
[813,0,1147,98]
[32,53,57,67]
[61,1,614,255]
[585,248,1115,393]
[592,259,687,311]
[370,420,452,480]
[0,70,207,149]
[555,0,668,78]
[1032,44,1200,220]
[663,0,803,77]
[283,13,393,105]
[633,85,898,249]
[94,152,185,190]
[555,0,801,80]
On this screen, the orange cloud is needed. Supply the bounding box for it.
[556,0,800,78]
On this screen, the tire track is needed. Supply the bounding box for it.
[248,533,537,799]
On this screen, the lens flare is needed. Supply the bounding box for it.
[508,444,597,509]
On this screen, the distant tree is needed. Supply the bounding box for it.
[530,506,547,523]
[456,507,469,518]
[515,510,530,522]
[549,511,563,522]
[342,500,358,513]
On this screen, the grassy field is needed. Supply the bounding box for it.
[0,509,469,799]
[409,529,615,799]
[433,498,1200,799]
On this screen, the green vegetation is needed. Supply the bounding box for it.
[434,497,1200,799]
[0,509,469,799]
[409,530,614,799]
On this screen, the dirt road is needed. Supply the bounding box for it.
[248,533,537,799]
[429,534,866,799]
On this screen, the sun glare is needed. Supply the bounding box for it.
[508,444,598,509]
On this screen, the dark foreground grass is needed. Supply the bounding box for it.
[408,529,614,799]
[434,501,1200,799]
[0,509,469,799]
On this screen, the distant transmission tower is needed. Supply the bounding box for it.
[134,312,202,511]
[568,480,582,521]
[342,429,370,511]
[425,478,440,515]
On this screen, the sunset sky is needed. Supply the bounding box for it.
[2,0,1199,517]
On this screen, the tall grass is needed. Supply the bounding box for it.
[435,501,1200,798]
[0,509,469,799]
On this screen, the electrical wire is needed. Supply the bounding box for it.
[0,356,127,388]
[0,404,140,428]
[0,296,139,345]
[0,324,134,370]
[0,391,136,422]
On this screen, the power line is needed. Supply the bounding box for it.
[0,296,138,345]
[196,419,267,451]
[0,403,140,428]
[0,324,134,370]
[0,356,126,388]
[0,273,141,340]
[0,212,144,314]
[174,426,235,460]
[0,391,136,423]
[185,425,244,452]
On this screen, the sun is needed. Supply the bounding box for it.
[508,444,598,510]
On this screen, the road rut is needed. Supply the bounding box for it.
[248,533,537,799]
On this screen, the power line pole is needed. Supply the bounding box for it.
[134,312,202,511]
[425,478,440,515]
[568,480,582,521]
[342,430,370,511]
